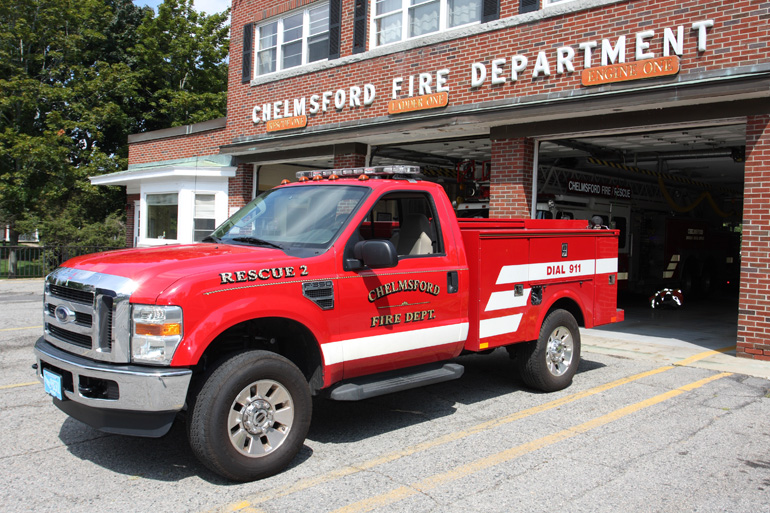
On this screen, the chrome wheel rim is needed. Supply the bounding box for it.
[228,379,294,457]
[545,326,574,377]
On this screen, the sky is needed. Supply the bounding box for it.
[134,0,231,15]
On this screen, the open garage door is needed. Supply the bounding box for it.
[535,122,745,354]
[369,122,745,354]
[535,123,745,297]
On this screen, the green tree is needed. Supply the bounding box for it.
[132,0,229,130]
[0,0,145,247]
[0,0,229,264]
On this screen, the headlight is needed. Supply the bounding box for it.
[131,305,183,365]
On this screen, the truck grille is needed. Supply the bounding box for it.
[47,304,92,327]
[49,285,94,305]
[44,268,134,363]
[48,325,93,348]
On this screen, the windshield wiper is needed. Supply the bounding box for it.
[201,235,221,243]
[230,237,284,250]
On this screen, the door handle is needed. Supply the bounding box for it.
[447,271,459,294]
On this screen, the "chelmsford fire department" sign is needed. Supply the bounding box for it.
[251,18,714,131]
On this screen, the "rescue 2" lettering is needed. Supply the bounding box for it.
[219,265,309,284]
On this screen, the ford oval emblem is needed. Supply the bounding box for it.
[54,305,77,323]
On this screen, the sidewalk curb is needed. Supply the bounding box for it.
[583,331,770,380]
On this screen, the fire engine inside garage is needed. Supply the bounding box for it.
[357,121,745,344]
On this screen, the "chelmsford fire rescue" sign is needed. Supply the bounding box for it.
[568,180,632,200]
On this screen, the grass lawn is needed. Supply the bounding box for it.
[0,257,46,279]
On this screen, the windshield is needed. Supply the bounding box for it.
[210,185,368,254]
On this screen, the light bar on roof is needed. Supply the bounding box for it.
[295,165,420,179]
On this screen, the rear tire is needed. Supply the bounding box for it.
[187,350,312,481]
[518,309,580,392]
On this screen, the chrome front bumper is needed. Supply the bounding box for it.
[35,338,192,437]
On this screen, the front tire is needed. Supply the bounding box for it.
[518,309,581,392]
[187,350,312,481]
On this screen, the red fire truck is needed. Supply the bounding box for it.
[35,166,623,481]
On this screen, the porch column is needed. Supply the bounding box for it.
[489,134,534,218]
[333,143,368,168]
[125,194,140,248]
[228,163,255,215]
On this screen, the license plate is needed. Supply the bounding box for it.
[43,369,63,401]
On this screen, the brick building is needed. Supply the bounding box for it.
[91,0,770,359]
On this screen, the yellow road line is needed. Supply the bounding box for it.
[210,367,673,513]
[208,347,731,512]
[226,503,264,513]
[333,372,732,513]
[0,382,38,390]
[0,325,42,332]
[674,345,735,366]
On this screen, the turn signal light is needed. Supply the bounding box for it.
[135,323,181,337]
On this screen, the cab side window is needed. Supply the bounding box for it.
[353,192,443,258]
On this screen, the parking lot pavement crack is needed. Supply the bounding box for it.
[551,451,644,504]
[0,402,44,412]
[676,402,754,444]
[0,432,114,462]
[348,465,444,512]
[557,398,746,504]
[411,487,443,510]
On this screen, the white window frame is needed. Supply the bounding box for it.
[144,192,180,243]
[193,193,217,242]
[255,3,330,77]
[370,0,482,48]
[138,184,230,247]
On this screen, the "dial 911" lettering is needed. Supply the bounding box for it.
[546,263,582,276]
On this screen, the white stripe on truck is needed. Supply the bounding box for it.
[496,258,618,284]
[483,258,618,339]
[322,322,470,366]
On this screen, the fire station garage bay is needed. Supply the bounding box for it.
[362,122,748,351]
[100,0,770,360]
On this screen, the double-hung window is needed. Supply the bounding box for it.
[193,194,217,242]
[373,0,481,47]
[256,4,330,76]
[146,193,178,240]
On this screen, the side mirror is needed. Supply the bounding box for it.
[350,240,398,269]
